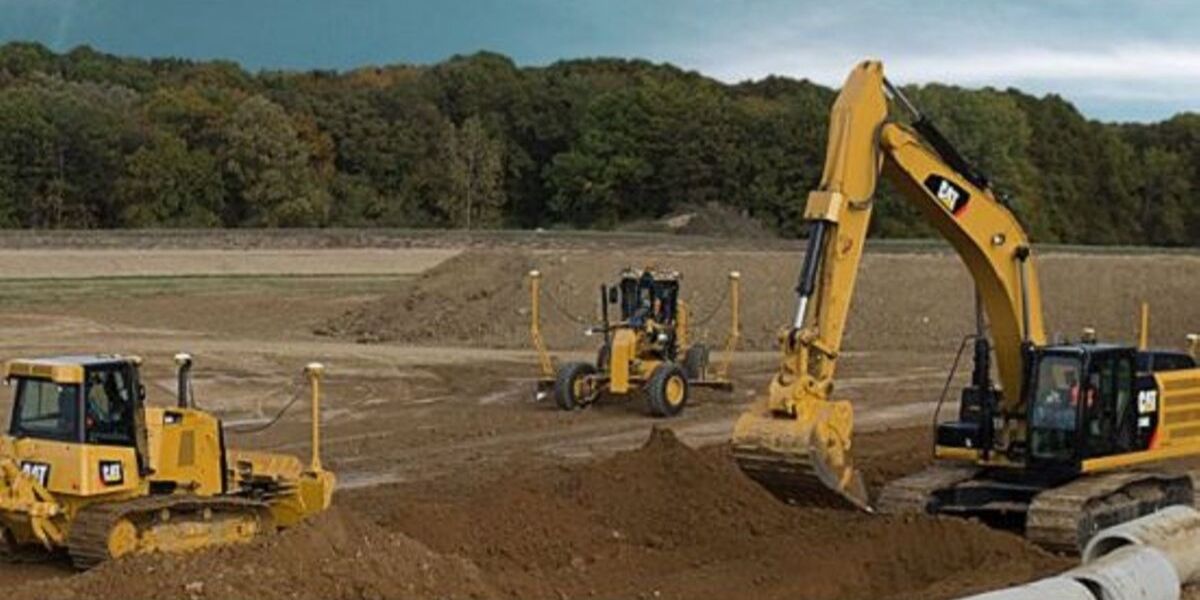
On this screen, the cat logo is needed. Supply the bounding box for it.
[1138,389,1158,414]
[19,461,50,487]
[923,175,970,216]
[99,460,124,486]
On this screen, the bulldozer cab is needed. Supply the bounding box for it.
[2,355,151,496]
[1026,345,1141,468]
[616,269,679,328]
[7,356,144,449]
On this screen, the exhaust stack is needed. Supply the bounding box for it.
[173,353,193,409]
[304,362,325,473]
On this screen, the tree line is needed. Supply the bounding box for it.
[0,42,1195,245]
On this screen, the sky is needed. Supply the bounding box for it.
[0,0,1195,122]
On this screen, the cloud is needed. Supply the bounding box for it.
[641,1,1200,120]
[889,45,1200,84]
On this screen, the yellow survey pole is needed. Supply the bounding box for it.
[305,362,325,472]
[677,300,690,351]
[1138,302,1150,351]
[529,270,554,377]
[718,271,741,379]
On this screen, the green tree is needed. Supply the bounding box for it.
[1135,147,1191,245]
[0,76,137,228]
[221,95,329,226]
[115,134,224,227]
[437,116,506,229]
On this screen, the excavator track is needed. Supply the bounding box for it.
[1025,471,1193,554]
[876,463,980,515]
[68,495,273,569]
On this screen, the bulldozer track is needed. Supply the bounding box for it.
[1025,471,1193,554]
[68,495,271,569]
[876,463,980,515]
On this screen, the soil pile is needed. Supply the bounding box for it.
[349,427,1067,600]
[319,250,540,345]
[9,428,1065,600]
[12,510,497,600]
[320,248,1200,352]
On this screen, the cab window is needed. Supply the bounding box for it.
[1029,355,1081,462]
[83,367,136,446]
[10,379,81,442]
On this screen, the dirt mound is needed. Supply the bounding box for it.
[12,510,496,600]
[349,427,1067,600]
[319,248,1200,353]
[9,428,1064,600]
[317,249,538,345]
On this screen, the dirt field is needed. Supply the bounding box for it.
[0,248,458,279]
[320,247,1200,352]
[0,232,1195,599]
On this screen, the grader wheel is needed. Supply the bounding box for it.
[647,363,688,418]
[555,362,597,411]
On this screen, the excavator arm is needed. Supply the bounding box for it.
[732,60,1046,510]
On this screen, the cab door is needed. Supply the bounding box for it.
[1081,351,1137,458]
[80,363,144,493]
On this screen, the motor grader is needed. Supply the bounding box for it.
[0,353,334,568]
[530,267,739,417]
[732,59,1200,553]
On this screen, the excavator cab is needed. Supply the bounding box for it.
[937,345,1142,468]
[1024,345,1138,466]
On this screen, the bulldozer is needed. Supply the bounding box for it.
[0,353,334,567]
[731,60,1200,552]
[531,267,740,417]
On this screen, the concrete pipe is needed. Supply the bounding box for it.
[1083,505,1200,583]
[958,505,1200,600]
[956,577,1096,600]
[957,546,1180,600]
[1068,545,1180,600]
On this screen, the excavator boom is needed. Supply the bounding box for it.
[732,60,1044,510]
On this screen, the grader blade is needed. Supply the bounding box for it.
[731,400,872,512]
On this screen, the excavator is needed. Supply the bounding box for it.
[732,60,1200,552]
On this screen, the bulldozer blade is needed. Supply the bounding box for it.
[731,401,872,512]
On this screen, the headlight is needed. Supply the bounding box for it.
[657,333,669,343]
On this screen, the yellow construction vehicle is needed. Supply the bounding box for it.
[0,353,334,567]
[531,268,740,417]
[732,60,1200,552]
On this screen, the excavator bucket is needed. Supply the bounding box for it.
[732,398,872,512]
